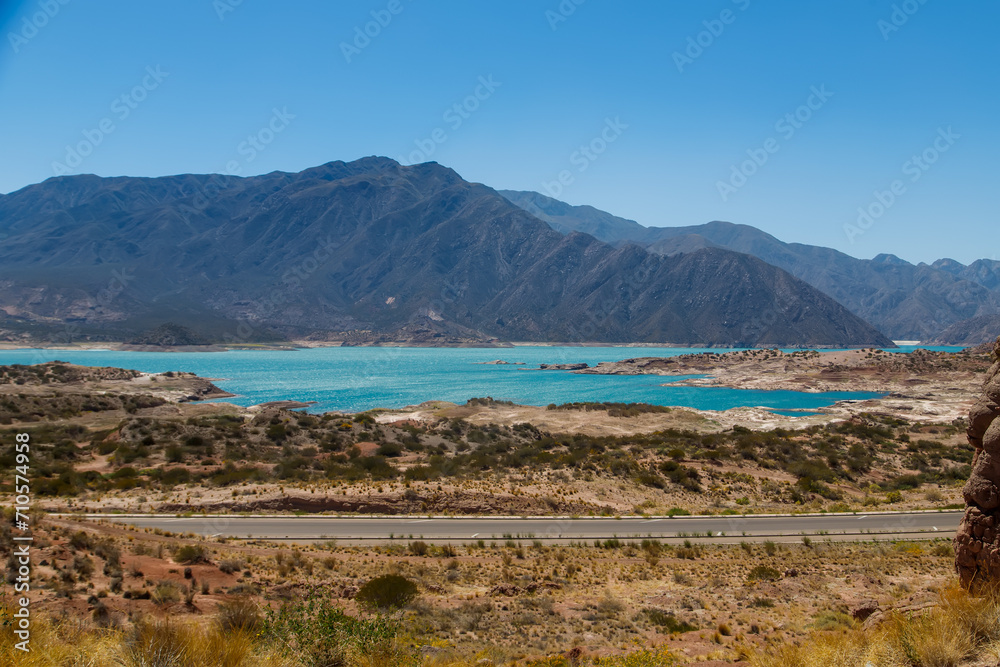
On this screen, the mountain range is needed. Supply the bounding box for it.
[500,190,1000,344]
[0,157,892,348]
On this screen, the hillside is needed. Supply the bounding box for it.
[0,158,891,347]
[932,314,1000,346]
[501,190,1000,342]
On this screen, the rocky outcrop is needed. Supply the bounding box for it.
[955,336,1000,589]
[850,599,879,622]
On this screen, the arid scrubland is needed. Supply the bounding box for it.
[1,347,997,664]
[0,512,971,665]
[0,359,979,517]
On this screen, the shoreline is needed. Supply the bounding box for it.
[0,346,983,428]
[0,340,963,354]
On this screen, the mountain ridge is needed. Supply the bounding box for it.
[0,158,892,348]
[500,190,1000,342]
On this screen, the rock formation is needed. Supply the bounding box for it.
[955,336,1000,589]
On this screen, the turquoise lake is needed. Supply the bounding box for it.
[0,346,962,414]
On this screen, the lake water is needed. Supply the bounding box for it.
[0,345,948,414]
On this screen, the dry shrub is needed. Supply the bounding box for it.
[749,582,1000,667]
[217,596,263,635]
[117,619,191,666]
[151,581,184,605]
[219,558,244,575]
[0,603,303,667]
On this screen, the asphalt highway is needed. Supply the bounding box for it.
[82,510,962,543]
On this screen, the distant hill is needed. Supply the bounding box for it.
[0,158,891,347]
[127,323,208,346]
[931,315,1000,346]
[501,190,1000,342]
[932,258,1000,292]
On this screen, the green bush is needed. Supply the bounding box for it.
[152,581,183,605]
[263,593,398,665]
[355,574,418,611]
[635,471,666,489]
[68,531,92,551]
[376,442,402,457]
[747,565,782,582]
[174,544,209,564]
[643,608,696,633]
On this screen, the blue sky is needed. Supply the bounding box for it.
[1,0,996,264]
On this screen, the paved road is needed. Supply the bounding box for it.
[89,510,962,543]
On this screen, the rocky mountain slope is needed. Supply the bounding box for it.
[931,315,1000,346]
[501,190,1000,342]
[933,258,1000,291]
[0,158,892,347]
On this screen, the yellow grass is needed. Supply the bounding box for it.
[9,582,998,667]
[0,611,679,667]
[748,582,1000,667]
[0,615,297,667]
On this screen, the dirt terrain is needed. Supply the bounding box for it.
[5,513,960,665]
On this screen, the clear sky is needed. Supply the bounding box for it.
[1,0,996,264]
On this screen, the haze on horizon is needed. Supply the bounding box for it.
[0,0,996,265]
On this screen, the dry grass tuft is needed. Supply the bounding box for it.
[748,582,1000,667]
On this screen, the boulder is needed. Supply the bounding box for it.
[851,599,879,622]
[956,336,1000,589]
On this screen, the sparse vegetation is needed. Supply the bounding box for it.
[0,356,977,518]
[0,350,988,664]
[354,574,418,611]
[0,510,973,665]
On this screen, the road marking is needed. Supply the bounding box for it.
[408,520,432,524]
[471,533,479,538]
[643,519,661,523]
[933,527,938,531]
